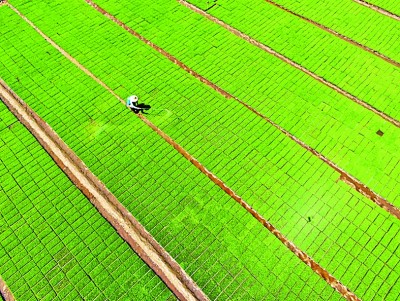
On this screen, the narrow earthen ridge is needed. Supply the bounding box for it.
[0,276,15,301]
[178,0,400,128]
[353,0,400,21]
[7,5,362,300]
[85,0,400,222]
[0,79,209,301]
[263,0,400,68]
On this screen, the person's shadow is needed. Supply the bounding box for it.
[132,103,151,114]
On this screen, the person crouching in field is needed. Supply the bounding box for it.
[126,95,151,114]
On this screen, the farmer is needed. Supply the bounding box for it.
[126,95,150,114]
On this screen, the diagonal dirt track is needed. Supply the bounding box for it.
[353,0,400,21]
[84,0,400,222]
[0,79,210,301]
[263,0,400,68]
[178,0,400,128]
[0,276,15,301]
[4,4,363,300]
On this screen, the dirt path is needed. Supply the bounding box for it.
[0,276,14,301]
[354,0,400,21]
[0,79,209,301]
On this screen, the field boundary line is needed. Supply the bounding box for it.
[8,4,361,300]
[178,0,400,128]
[0,276,15,301]
[353,0,400,21]
[0,77,209,301]
[263,0,400,68]
[85,0,400,221]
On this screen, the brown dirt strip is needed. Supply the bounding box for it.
[0,78,209,301]
[264,0,400,68]
[0,276,15,301]
[353,0,400,21]
[8,4,362,300]
[85,0,400,222]
[178,0,400,128]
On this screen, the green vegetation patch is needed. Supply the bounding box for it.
[0,6,342,300]
[366,0,400,16]
[63,0,400,202]
[186,0,400,120]
[268,0,400,62]
[2,1,400,300]
[0,103,174,300]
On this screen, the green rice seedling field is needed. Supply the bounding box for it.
[364,0,400,15]
[0,6,343,300]
[0,103,174,300]
[263,0,400,62]
[0,0,399,300]
[86,0,400,202]
[183,0,400,117]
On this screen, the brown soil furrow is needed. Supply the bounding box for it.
[0,277,15,301]
[353,0,400,21]
[8,3,362,299]
[85,0,400,221]
[264,0,400,68]
[0,77,209,301]
[178,0,400,128]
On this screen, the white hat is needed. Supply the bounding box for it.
[128,95,138,102]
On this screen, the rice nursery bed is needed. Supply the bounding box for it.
[0,103,174,300]
[0,0,399,300]
[362,0,400,16]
